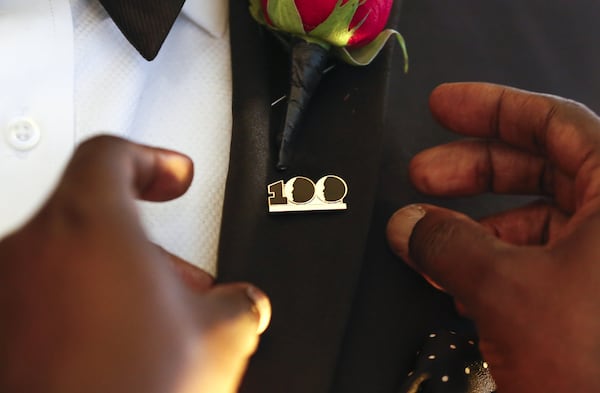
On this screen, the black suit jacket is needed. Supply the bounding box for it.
[217,1,600,393]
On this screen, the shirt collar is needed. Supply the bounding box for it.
[181,0,229,38]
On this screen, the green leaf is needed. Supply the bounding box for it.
[309,0,361,47]
[335,29,409,71]
[249,0,267,25]
[267,0,306,35]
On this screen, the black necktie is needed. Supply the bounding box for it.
[97,0,185,60]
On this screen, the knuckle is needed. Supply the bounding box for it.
[411,218,460,268]
[46,197,92,232]
[470,248,529,308]
[75,135,120,161]
[64,136,135,196]
[71,135,132,174]
[76,135,125,155]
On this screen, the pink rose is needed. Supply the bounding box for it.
[259,0,393,47]
[249,0,407,169]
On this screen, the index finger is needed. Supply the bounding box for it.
[63,136,194,203]
[429,82,600,177]
[46,136,194,236]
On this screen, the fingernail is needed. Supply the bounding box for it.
[246,286,272,335]
[387,204,426,264]
[159,152,192,184]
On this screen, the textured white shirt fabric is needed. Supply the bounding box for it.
[0,0,232,276]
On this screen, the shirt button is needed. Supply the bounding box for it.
[5,117,41,151]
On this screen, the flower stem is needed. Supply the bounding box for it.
[276,39,329,171]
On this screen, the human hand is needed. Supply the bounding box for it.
[0,136,271,393]
[387,83,600,392]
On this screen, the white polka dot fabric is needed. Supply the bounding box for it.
[399,329,497,392]
[71,0,232,276]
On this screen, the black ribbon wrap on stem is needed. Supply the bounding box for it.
[277,39,329,171]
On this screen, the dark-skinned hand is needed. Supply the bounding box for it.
[0,136,271,393]
[388,83,600,392]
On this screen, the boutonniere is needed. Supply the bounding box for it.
[250,0,408,170]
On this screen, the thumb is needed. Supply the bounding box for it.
[188,284,271,393]
[386,204,513,302]
[63,135,194,204]
[198,283,271,338]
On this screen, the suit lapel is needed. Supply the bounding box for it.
[218,2,396,392]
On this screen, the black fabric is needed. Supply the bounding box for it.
[98,0,185,60]
[217,3,393,392]
[219,1,600,393]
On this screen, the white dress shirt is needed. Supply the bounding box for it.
[0,0,231,276]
